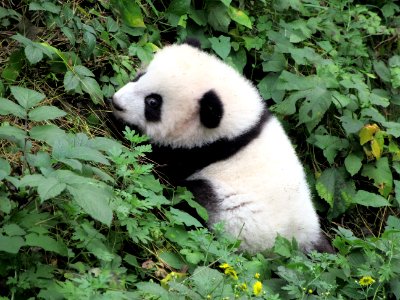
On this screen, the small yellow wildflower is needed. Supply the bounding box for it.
[359,276,376,286]
[219,263,238,280]
[239,283,248,291]
[255,272,260,279]
[253,281,263,296]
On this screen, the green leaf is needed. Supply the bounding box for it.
[0,97,26,118]
[81,77,103,104]
[315,167,354,218]
[340,115,364,135]
[67,183,113,226]
[24,43,44,64]
[159,251,185,269]
[228,6,252,28]
[10,86,45,109]
[273,235,292,257]
[110,0,145,28]
[25,233,68,256]
[344,153,363,176]
[63,70,80,91]
[69,146,109,165]
[191,266,224,295]
[209,36,231,60]
[169,208,203,227]
[37,177,66,202]
[0,235,25,253]
[3,224,26,236]
[19,174,46,187]
[0,158,11,180]
[353,190,390,207]
[29,125,66,145]
[0,125,27,141]
[74,65,95,77]
[207,3,230,32]
[308,134,349,164]
[28,106,67,121]
[361,157,393,197]
[262,52,286,72]
[136,282,169,298]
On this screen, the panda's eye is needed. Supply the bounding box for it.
[144,93,163,122]
[145,94,162,108]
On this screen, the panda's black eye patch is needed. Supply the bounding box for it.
[131,72,145,82]
[144,93,163,122]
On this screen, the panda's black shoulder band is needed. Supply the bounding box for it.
[183,37,202,49]
[148,107,271,183]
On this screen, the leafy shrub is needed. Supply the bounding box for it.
[1,0,400,299]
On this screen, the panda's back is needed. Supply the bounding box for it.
[188,116,321,253]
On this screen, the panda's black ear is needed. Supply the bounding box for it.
[199,90,224,128]
[183,37,202,49]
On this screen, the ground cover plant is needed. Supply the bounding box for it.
[0,0,400,299]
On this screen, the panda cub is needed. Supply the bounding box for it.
[111,39,332,253]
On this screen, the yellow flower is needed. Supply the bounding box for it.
[239,283,248,291]
[255,272,260,279]
[219,263,238,280]
[359,276,376,286]
[308,289,313,294]
[253,281,263,296]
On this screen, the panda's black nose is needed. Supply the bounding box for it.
[111,97,124,112]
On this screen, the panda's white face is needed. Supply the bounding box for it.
[112,43,265,148]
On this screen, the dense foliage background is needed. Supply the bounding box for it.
[1,0,400,299]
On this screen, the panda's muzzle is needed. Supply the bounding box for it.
[110,96,125,112]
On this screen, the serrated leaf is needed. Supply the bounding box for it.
[74,65,95,78]
[353,190,390,207]
[25,233,68,256]
[10,86,45,109]
[340,115,364,135]
[207,3,230,32]
[309,134,349,164]
[29,125,66,145]
[25,43,44,64]
[110,0,145,28]
[0,97,26,118]
[228,6,252,28]
[19,174,46,187]
[67,183,113,226]
[169,208,203,227]
[81,77,103,104]
[0,125,27,142]
[63,70,80,91]
[0,235,25,253]
[28,105,66,121]
[69,146,109,165]
[37,177,66,202]
[191,266,224,295]
[362,157,393,197]
[344,153,363,176]
[0,158,11,180]
[209,36,231,60]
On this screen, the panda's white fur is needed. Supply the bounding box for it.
[112,41,330,253]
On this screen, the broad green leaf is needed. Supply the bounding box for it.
[29,125,66,145]
[228,6,252,28]
[136,282,169,298]
[382,121,400,138]
[209,36,231,60]
[276,71,316,91]
[37,177,66,202]
[0,97,26,118]
[159,251,185,269]
[353,190,390,207]
[0,157,11,180]
[24,43,44,64]
[19,174,46,187]
[10,86,45,109]
[262,52,286,72]
[3,224,26,236]
[28,106,66,121]
[207,3,230,32]
[25,233,68,256]
[316,167,354,218]
[274,90,308,115]
[191,266,224,295]
[81,77,103,104]
[73,65,95,77]
[169,208,203,227]
[29,2,60,13]
[273,235,292,257]
[362,157,393,197]
[394,180,400,207]
[309,134,349,164]
[0,125,27,141]
[344,153,363,176]
[0,235,25,253]
[0,196,12,214]
[69,146,109,165]
[339,115,364,135]
[167,0,191,15]
[110,0,145,28]
[67,183,113,226]
[63,70,80,91]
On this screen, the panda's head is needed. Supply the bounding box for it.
[111,39,265,148]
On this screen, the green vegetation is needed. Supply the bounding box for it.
[0,0,400,298]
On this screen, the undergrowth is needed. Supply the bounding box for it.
[0,0,400,299]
